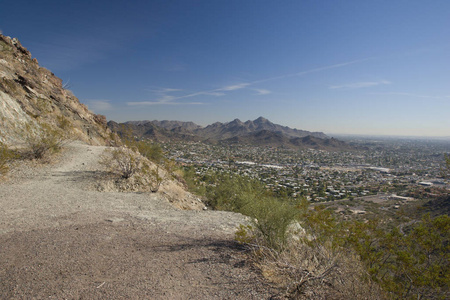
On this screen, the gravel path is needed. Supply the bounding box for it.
[0,142,277,299]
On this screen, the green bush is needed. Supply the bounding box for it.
[243,196,298,250]
[205,173,265,211]
[199,172,297,250]
[136,141,164,163]
[182,167,207,196]
[344,214,449,299]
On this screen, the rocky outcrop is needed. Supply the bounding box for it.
[0,34,110,145]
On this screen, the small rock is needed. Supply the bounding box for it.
[105,218,125,223]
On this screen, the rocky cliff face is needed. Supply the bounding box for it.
[0,34,110,145]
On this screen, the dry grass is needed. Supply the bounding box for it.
[0,141,14,176]
[237,226,385,299]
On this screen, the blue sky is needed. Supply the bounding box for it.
[1,0,449,136]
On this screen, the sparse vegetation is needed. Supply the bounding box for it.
[146,164,165,193]
[233,197,384,299]
[183,168,449,299]
[0,141,16,176]
[21,123,68,160]
[100,127,185,192]
[345,214,449,299]
[100,146,142,179]
[0,118,73,175]
[99,145,169,193]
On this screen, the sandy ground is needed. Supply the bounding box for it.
[0,142,278,299]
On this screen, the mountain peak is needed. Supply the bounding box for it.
[229,118,243,125]
[254,116,269,123]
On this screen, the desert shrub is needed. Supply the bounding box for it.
[235,218,384,299]
[0,141,17,176]
[99,146,167,192]
[344,214,450,299]
[136,141,164,163]
[100,146,143,179]
[182,166,207,196]
[259,240,383,299]
[242,196,298,251]
[205,173,266,211]
[21,123,67,160]
[141,163,165,192]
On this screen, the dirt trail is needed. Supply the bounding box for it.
[0,142,277,299]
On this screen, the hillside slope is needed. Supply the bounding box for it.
[0,34,109,145]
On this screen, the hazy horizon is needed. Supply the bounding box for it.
[114,117,450,139]
[1,1,449,137]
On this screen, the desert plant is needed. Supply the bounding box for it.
[100,146,143,179]
[235,221,384,299]
[0,141,16,176]
[136,140,164,163]
[22,123,67,160]
[143,164,165,192]
[262,240,384,299]
[100,146,167,192]
[205,173,267,211]
[243,196,298,251]
[343,214,449,299]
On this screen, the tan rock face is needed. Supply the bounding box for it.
[0,34,110,145]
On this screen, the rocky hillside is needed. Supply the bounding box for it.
[0,34,110,146]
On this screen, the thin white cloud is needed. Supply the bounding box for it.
[218,83,250,91]
[85,100,113,112]
[128,58,371,106]
[252,58,373,85]
[159,88,182,93]
[253,89,271,95]
[330,80,391,90]
[158,95,176,102]
[144,87,183,94]
[128,82,248,106]
[202,92,226,96]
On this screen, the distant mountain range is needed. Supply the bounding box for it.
[108,117,352,150]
